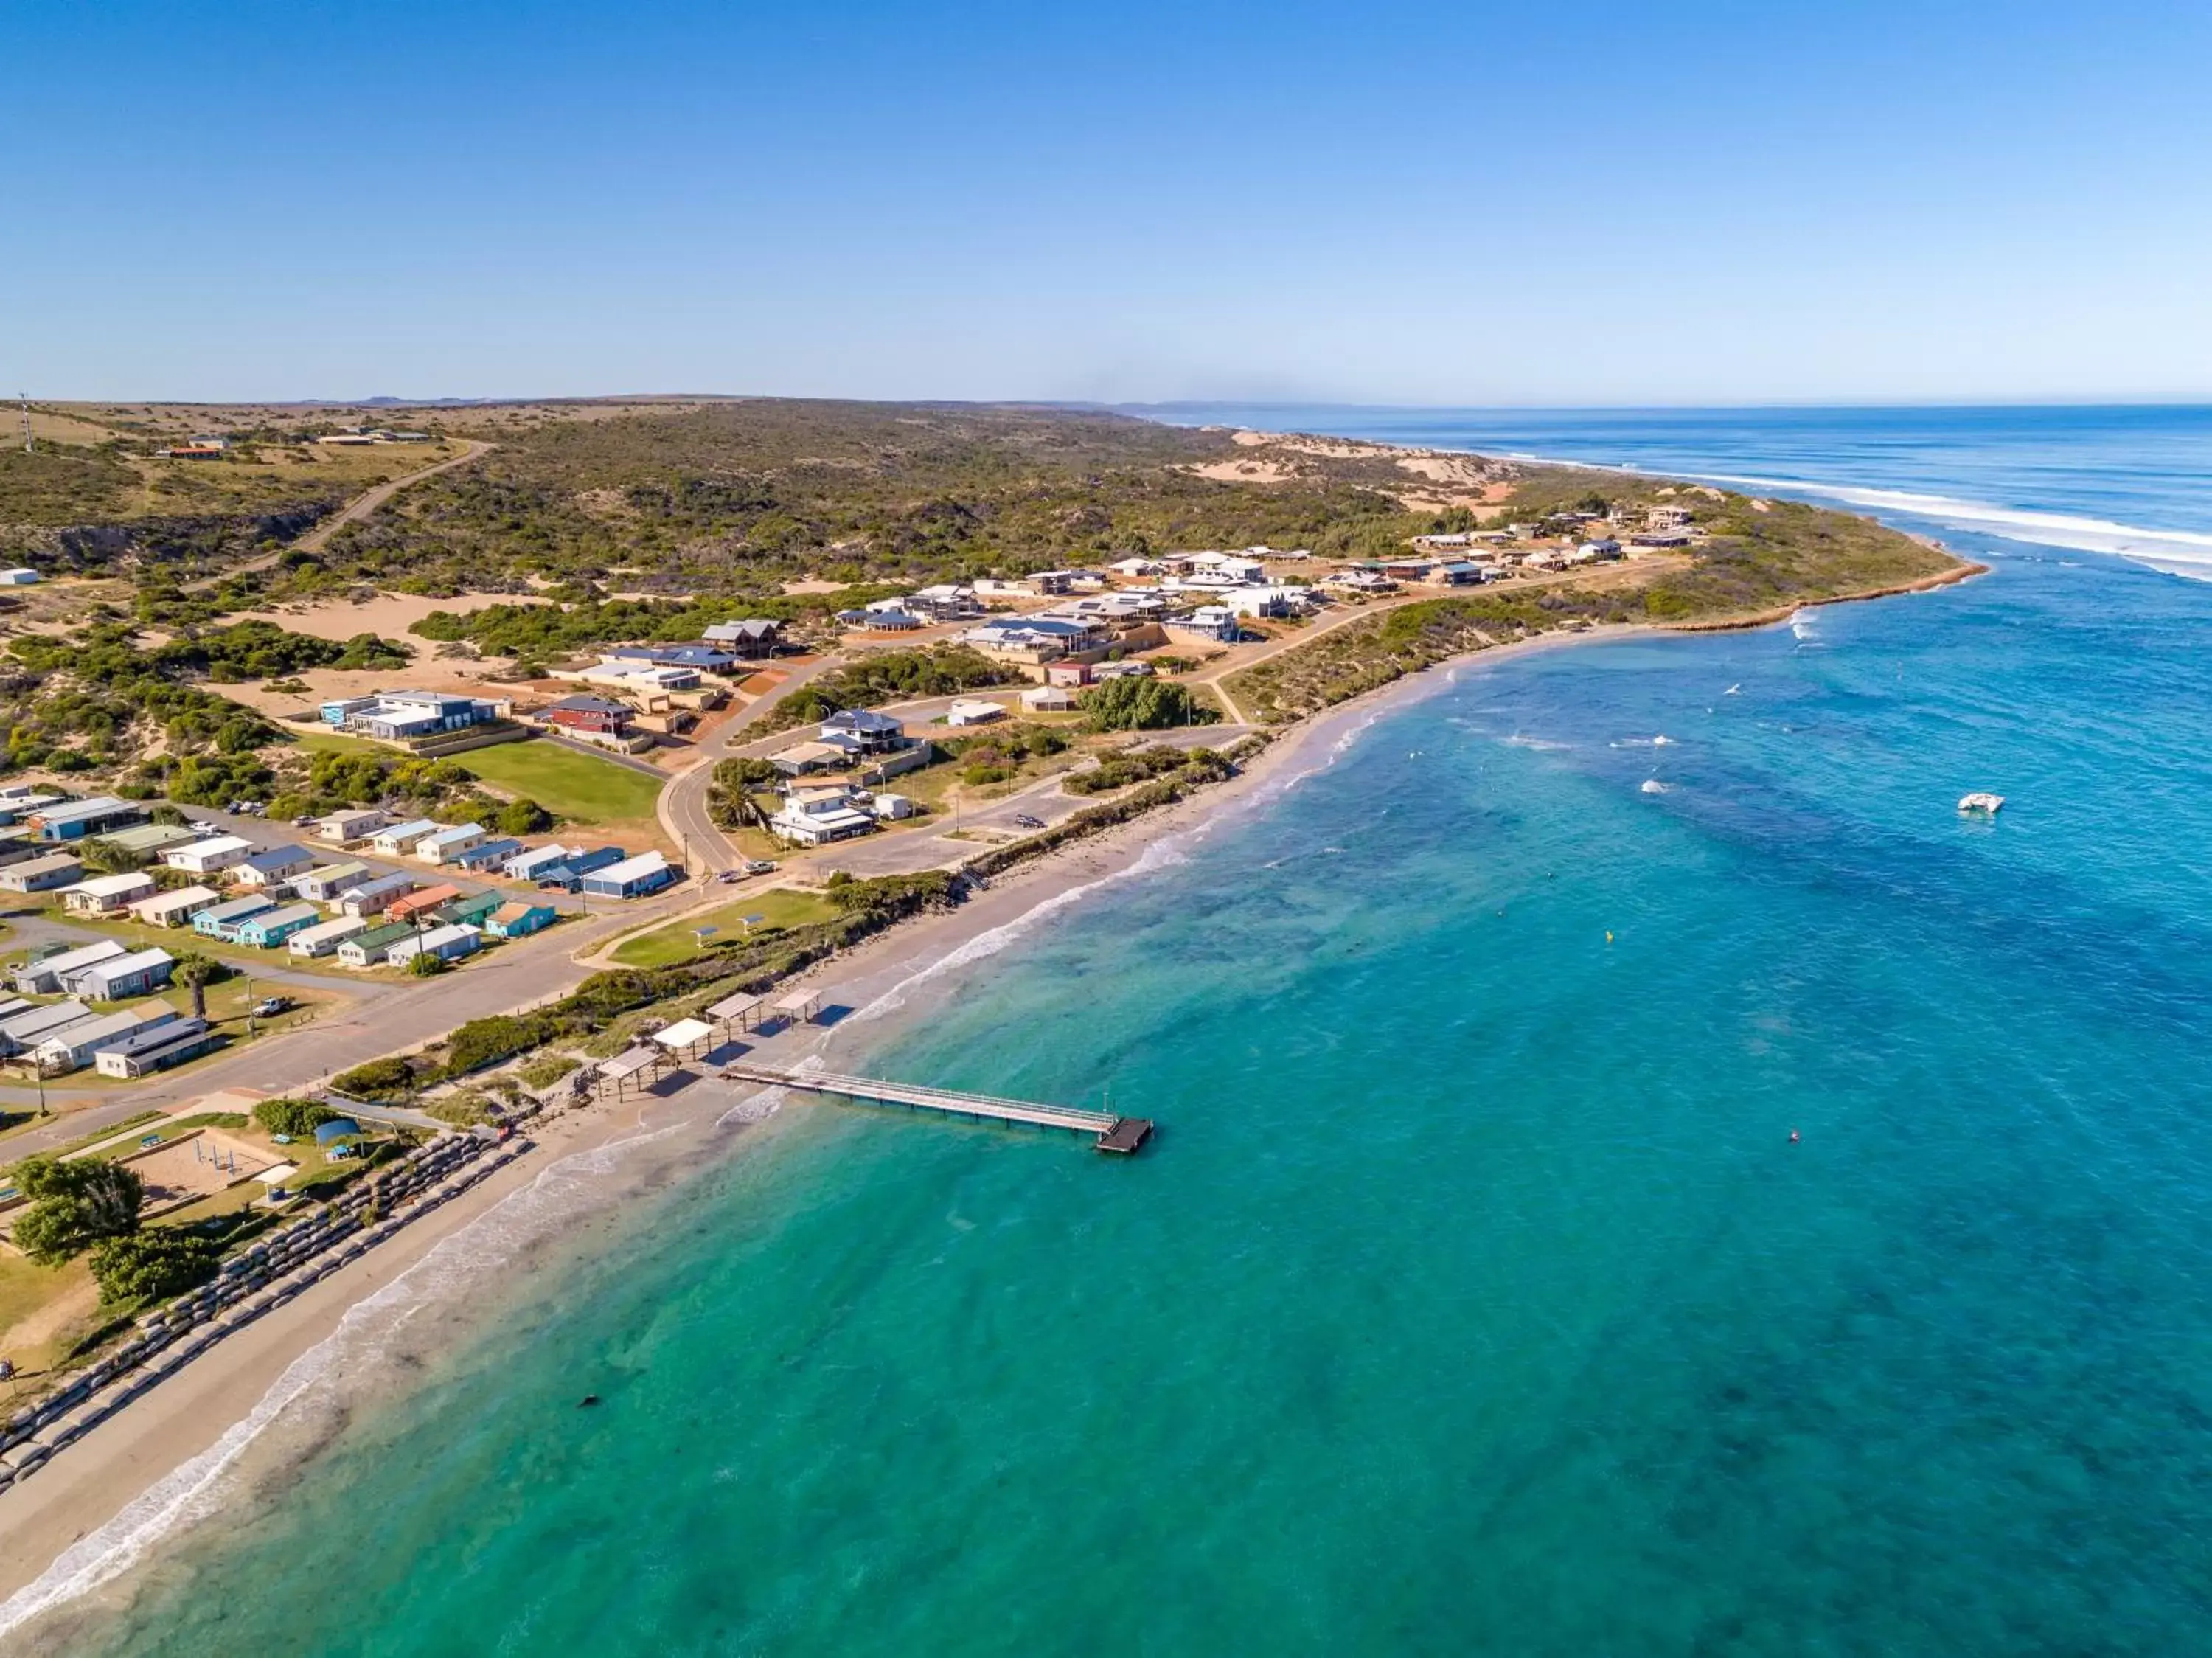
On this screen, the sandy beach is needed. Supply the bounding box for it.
[0,593,1981,1642]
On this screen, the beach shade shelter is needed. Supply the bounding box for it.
[595,1044,666,1098]
[772,988,823,1027]
[705,991,764,1033]
[650,1018,715,1061]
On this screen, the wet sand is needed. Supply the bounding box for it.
[0,617,1781,1638]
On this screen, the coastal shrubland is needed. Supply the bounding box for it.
[1063,743,1231,795]
[1225,499,1960,723]
[416,870,964,1082]
[761,645,1023,732]
[1080,677,1220,732]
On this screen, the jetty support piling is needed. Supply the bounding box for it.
[716,1062,1155,1154]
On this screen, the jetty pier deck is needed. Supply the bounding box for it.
[717,1062,1155,1154]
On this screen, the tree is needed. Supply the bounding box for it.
[1080,677,1221,732]
[10,1156,143,1264]
[253,1097,338,1137]
[707,756,779,833]
[88,1228,221,1304]
[408,951,448,977]
[495,797,554,836]
[77,836,147,875]
[172,951,224,1020]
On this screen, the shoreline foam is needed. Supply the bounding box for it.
[0,585,1973,1634]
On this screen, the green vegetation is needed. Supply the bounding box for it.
[936,720,1068,785]
[608,888,841,968]
[333,1056,417,1100]
[1080,677,1220,732]
[706,755,780,833]
[442,738,663,824]
[8,1156,145,1266]
[1064,743,1233,796]
[266,743,493,823]
[420,870,959,1081]
[149,620,410,681]
[316,403,1433,608]
[762,645,1021,732]
[517,1052,582,1089]
[1226,494,1956,723]
[87,1229,223,1305]
[253,1097,340,1137]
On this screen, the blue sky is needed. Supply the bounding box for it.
[7,1,2211,404]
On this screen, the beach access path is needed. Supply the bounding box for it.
[184,440,494,592]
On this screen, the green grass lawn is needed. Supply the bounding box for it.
[441,740,664,825]
[608,888,838,968]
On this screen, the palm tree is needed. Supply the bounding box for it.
[172,951,222,1021]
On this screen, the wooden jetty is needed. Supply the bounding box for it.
[716,1062,1154,1155]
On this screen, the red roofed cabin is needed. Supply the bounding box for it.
[386,883,462,922]
[544,695,635,738]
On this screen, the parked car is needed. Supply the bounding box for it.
[1012,814,1045,829]
[251,996,291,1019]
[742,859,778,875]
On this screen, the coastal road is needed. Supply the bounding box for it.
[184,440,495,592]
[0,883,704,1156]
[657,653,846,873]
[814,724,1253,878]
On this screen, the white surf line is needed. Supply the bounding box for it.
[0,1116,689,1640]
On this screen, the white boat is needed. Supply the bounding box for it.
[1958,792,2005,815]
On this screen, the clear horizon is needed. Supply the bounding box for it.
[9,1,2212,406]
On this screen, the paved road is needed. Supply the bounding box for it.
[657,654,844,873]
[0,884,700,1156]
[811,724,1253,878]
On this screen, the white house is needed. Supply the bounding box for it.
[288,915,369,959]
[769,786,877,847]
[1165,606,1239,644]
[60,872,159,915]
[415,824,487,864]
[386,923,481,968]
[369,819,441,856]
[163,835,254,875]
[131,884,221,928]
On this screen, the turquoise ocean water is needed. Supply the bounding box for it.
[49,408,2212,1654]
